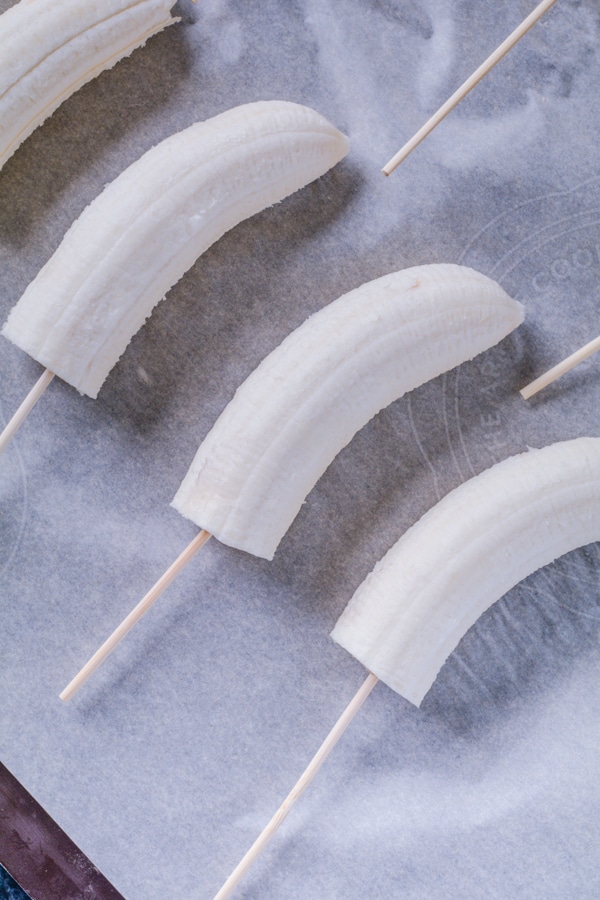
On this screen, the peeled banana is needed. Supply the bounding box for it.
[0,0,178,171]
[2,101,349,398]
[332,436,600,706]
[172,264,523,560]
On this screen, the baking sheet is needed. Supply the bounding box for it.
[0,762,124,900]
[1,1,600,897]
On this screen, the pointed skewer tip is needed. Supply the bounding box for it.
[59,530,211,701]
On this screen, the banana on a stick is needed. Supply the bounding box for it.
[332,436,600,705]
[0,0,179,171]
[173,263,524,559]
[2,101,349,399]
[215,436,600,900]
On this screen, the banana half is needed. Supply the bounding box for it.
[172,264,524,560]
[332,436,600,706]
[2,101,349,397]
[0,0,178,171]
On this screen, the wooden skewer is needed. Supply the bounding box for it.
[382,0,559,176]
[0,368,55,454]
[213,671,379,900]
[520,334,600,400]
[59,529,212,701]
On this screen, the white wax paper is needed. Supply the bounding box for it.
[1,1,600,897]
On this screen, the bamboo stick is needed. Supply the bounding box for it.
[382,0,559,175]
[60,529,212,701]
[213,672,379,900]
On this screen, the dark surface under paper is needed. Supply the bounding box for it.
[0,763,123,900]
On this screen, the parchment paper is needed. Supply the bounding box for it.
[1,1,600,897]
